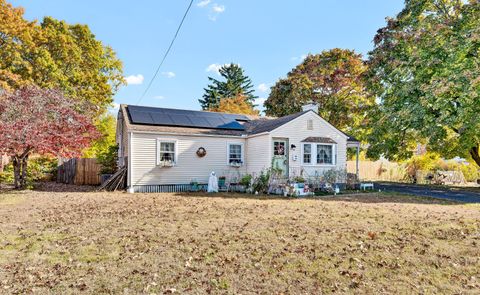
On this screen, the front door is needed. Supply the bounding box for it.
[272,139,288,177]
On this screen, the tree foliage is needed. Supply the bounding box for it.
[366,0,480,167]
[0,0,124,114]
[265,49,375,137]
[209,93,259,115]
[83,113,117,158]
[199,64,257,110]
[0,86,99,188]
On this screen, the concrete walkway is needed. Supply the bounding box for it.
[375,182,480,203]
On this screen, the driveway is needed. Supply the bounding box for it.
[375,182,480,203]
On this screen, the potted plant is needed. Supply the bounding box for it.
[190,179,199,192]
[229,160,243,168]
[159,159,175,167]
[238,174,252,193]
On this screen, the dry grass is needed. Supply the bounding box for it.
[0,189,479,294]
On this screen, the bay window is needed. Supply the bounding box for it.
[302,143,336,165]
[316,144,333,164]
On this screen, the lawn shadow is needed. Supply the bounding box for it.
[0,181,98,194]
[172,191,462,205]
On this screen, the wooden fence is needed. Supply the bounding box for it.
[347,160,406,181]
[57,158,101,185]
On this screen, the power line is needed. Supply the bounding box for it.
[136,0,194,105]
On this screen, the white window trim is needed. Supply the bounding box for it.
[301,143,337,167]
[301,143,312,165]
[156,139,178,166]
[226,142,244,166]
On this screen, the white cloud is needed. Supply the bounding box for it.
[258,83,269,93]
[197,0,211,7]
[206,63,223,74]
[153,95,165,100]
[208,3,225,21]
[161,71,176,78]
[290,54,308,62]
[255,97,267,106]
[108,102,120,115]
[125,74,144,85]
[205,63,238,75]
[212,3,225,12]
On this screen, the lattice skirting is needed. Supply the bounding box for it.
[132,184,208,193]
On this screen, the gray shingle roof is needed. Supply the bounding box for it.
[301,137,337,144]
[244,111,308,134]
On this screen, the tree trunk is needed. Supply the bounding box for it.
[12,157,20,189]
[20,155,28,188]
[11,153,30,189]
[470,145,480,168]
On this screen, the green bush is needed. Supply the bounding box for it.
[405,152,479,182]
[0,156,57,186]
[439,160,479,182]
[405,153,441,181]
[252,169,271,194]
[239,174,253,187]
[293,176,305,183]
[97,145,118,174]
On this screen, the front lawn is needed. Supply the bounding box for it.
[0,189,479,294]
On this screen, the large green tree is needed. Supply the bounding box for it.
[199,64,257,110]
[366,0,480,167]
[264,49,375,137]
[0,0,124,114]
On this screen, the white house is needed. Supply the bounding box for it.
[116,104,360,193]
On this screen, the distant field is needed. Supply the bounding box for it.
[0,189,479,294]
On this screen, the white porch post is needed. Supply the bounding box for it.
[356,145,360,181]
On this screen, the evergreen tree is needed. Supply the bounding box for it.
[199,64,257,110]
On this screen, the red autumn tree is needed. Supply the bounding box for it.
[0,86,99,188]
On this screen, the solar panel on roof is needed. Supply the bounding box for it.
[150,114,173,125]
[170,114,193,125]
[127,105,247,130]
[129,110,154,124]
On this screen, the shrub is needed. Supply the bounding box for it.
[0,156,57,187]
[323,168,347,186]
[405,152,441,181]
[292,176,305,183]
[252,169,271,194]
[97,145,118,174]
[240,174,253,187]
[405,152,480,183]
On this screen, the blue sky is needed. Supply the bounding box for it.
[11,0,404,112]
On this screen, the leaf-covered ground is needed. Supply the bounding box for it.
[0,188,479,294]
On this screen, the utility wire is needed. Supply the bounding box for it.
[136,0,194,105]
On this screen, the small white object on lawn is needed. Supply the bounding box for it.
[360,183,374,191]
[207,171,218,193]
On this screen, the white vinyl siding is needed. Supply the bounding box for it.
[245,133,270,176]
[130,133,246,185]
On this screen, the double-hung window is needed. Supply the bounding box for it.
[303,144,312,164]
[157,140,176,166]
[316,144,333,164]
[228,143,243,165]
